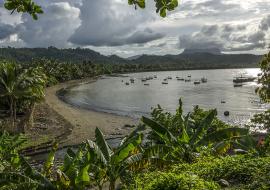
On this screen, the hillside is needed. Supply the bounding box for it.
[0,47,263,69]
[0,47,129,64]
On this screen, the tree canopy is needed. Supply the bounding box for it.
[4,0,179,20]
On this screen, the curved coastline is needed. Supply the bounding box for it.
[45,77,137,146]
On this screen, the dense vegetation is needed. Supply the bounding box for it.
[0,51,268,189]
[0,47,262,70]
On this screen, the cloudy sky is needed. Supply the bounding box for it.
[0,0,270,57]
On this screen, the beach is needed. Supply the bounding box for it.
[45,78,137,146]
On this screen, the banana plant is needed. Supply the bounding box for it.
[142,108,249,163]
[61,127,143,190]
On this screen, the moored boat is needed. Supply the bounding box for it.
[194,80,201,85]
[201,77,207,83]
[162,81,168,84]
[233,76,256,83]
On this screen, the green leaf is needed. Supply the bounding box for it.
[160,7,167,17]
[142,116,176,143]
[75,164,90,186]
[113,133,143,163]
[190,109,217,145]
[95,127,112,162]
[198,128,249,145]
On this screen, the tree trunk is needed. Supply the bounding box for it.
[109,180,115,190]
[9,96,15,129]
[20,102,35,133]
[98,185,103,190]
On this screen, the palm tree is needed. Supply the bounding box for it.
[0,62,25,128]
[0,62,47,132]
[19,66,47,130]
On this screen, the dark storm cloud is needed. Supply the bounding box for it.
[0,23,16,39]
[17,2,80,47]
[69,0,163,46]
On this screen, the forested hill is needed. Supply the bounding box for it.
[0,47,263,69]
[0,47,129,64]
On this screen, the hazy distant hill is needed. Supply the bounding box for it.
[131,50,262,69]
[0,47,263,69]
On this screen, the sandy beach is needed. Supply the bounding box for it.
[45,78,138,146]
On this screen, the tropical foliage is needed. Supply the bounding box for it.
[0,61,47,132]
[142,99,250,164]
[132,155,270,190]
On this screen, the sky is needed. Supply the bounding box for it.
[0,0,270,58]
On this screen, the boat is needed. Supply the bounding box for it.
[141,78,147,82]
[154,75,157,78]
[163,78,168,81]
[221,100,226,104]
[233,76,256,83]
[185,79,191,82]
[188,75,191,78]
[177,78,184,81]
[234,84,243,87]
[194,80,201,85]
[162,81,168,84]
[130,78,135,83]
[125,82,130,85]
[167,76,172,80]
[201,77,207,83]
[144,83,150,86]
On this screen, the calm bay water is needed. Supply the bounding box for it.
[63,69,269,126]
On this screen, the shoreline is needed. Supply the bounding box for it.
[45,77,138,146]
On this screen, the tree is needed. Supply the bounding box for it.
[0,62,47,132]
[250,52,270,132]
[4,0,179,19]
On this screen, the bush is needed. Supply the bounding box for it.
[133,172,219,190]
[172,155,270,189]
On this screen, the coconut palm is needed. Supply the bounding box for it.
[0,62,47,132]
[0,62,26,127]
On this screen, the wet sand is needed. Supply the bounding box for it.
[45,78,137,146]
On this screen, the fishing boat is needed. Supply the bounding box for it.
[162,81,168,84]
[163,78,168,81]
[125,82,130,85]
[167,76,172,80]
[144,83,150,86]
[201,77,207,83]
[233,75,256,83]
[130,78,135,83]
[194,80,201,85]
[188,75,191,78]
[185,79,191,82]
[154,75,157,78]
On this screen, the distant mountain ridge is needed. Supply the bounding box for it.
[0,47,263,69]
[182,48,222,55]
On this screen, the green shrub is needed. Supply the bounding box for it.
[173,155,270,189]
[133,172,219,190]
